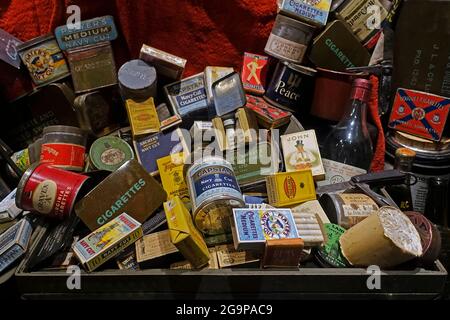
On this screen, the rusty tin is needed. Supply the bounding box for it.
[66,42,117,93]
[17,34,70,87]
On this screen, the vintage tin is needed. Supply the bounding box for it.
[319,193,379,229]
[205,66,235,108]
[118,59,157,100]
[280,0,332,26]
[164,197,210,269]
[336,0,388,43]
[231,208,300,251]
[241,53,269,95]
[17,34,70,86]
[75,159,167,231]
[164,73,209,117]
[266,170,316,207]
[125,97,160,137]
[246,95,292,129]
[157,153,190,203]
[134,129,185,175]
[186,156,245,237]
[405,211,442,266]
[40,126,87,172]
[314,223,349,268]
[74,91,119,138]
[264,14,316,64]
[0,218,32,273]
[89,136,134,172]
[309,20,371,71]
[73,213,142,272]
[310,68,361,121]
[264,61,316,112]
[139,44,187,81]
[281,130,325,180]
[15,163,90,219]
[388,88,450,142]
[54,15,118,51]
[66,42,117,93]
[212,72,247,117]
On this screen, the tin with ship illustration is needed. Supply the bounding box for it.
[185,156,245,238]
[265,14,316,64]
[17,34,70,87]
[40,126,87,172]
[66,42,117,93]
[264,61,316,112]
[15,163,90,219]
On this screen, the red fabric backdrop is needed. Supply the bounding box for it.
[0,0,277,76]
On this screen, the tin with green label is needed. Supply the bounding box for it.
[315,223,349,268]
[89,136,134,172]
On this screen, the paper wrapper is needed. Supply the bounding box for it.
[339,207,423,268]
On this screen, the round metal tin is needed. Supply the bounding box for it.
[118,59,157,100]
[185,156,245,236]
[89,136,134,172]
[15,163,90,219]
[264,61,316,112]
[265,14,316,64]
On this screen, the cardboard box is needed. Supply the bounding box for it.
[135,230,183,268]
[170,248,219,270]
[231,208,300,251]
[266,170,316,207]
[73,213,142,272]
[280,0,332,26]
[0,218,32,273]
[241,53,269,95]
[140,44,187,81]
[215,244,260,269]
[281,130,325,180]
[262,238,304,268]
[75,160,167,231]
[157,153,190,203]
[0,189,23,223]
[164,197,210,269]
[125,97,160,137]
[388,88,450,142]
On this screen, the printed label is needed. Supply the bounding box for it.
[241,53,268,94]
[265,33,306,62]
[338,194,378,228]
[281,0,332,26]
[317,159,366,187]
[100,148,125,166]
[40,143,86,170]
[192,165,241,208]
[32,180,57,214]
[411,174,430,213]
[126,98,160,135]
[260,210,297,240]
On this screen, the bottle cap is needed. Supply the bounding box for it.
[351,78,371,102]
[396,147,417,159]
[352,78,372,90]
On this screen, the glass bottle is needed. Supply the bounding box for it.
[385,148,416,211]
[321,78,374,171]
[425,176,449,227]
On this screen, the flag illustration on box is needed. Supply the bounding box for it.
[388,88,450,141]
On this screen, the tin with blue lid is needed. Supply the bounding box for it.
[118,59,157,100]
[264,61,316,112]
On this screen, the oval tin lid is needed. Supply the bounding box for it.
[89,136,134,172]
[314,223,349,268]
[118,59,157,91]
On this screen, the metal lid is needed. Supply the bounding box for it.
[89,136,134,172]
[118,59,157,91]
[283,62,317,76]
[15,162,41,209]
[275,13,316,33]
[43,125,85,136]
[395,147,417,159]
[16,33,56,52]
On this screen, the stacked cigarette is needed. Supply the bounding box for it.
[293,212,325,247]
